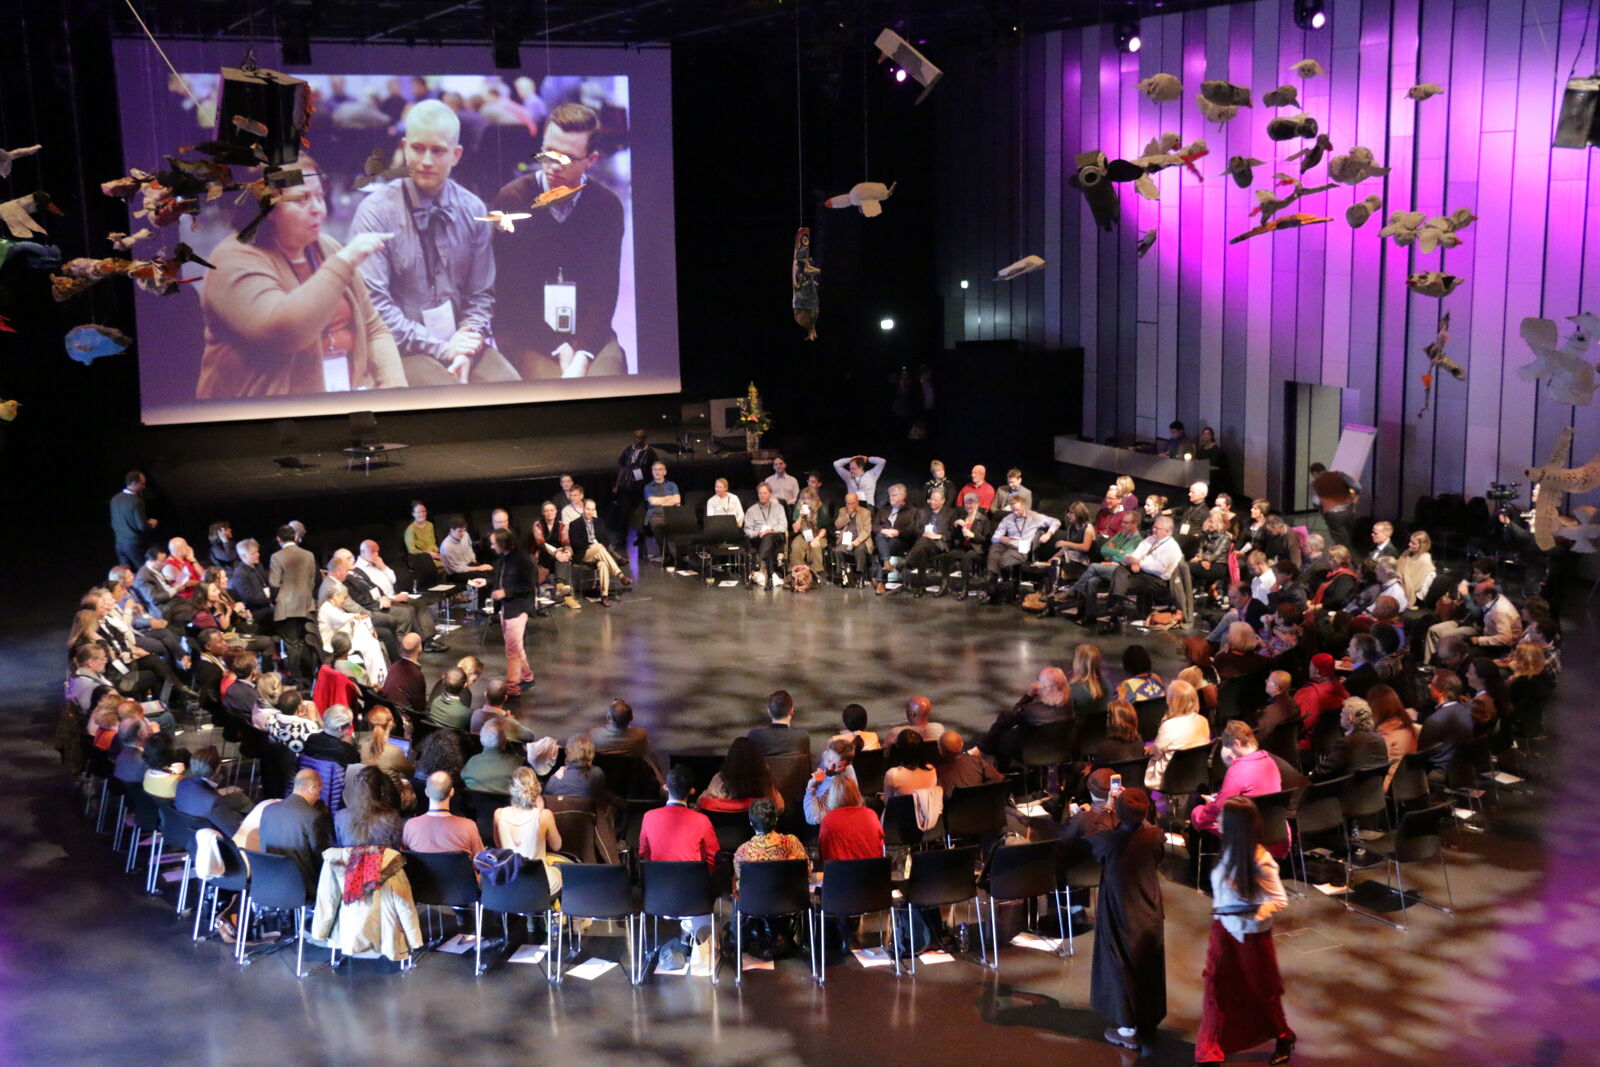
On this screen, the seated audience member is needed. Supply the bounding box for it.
[1068,644,1110,717]
[404,501,442,567]
[789,486,831,576]
[462,719,523,795]
[803,739,858,825]
[470,680,536,742]
[159,537,205,602]
[548,475,576,514]
[1042,501,1096,583]
[360,706,414,778]
[1505,643,1556,719]
[834,453,887,505]
[428,668,474,733]
[222,652,261,719]
[642,461,683,562]
[1265,560,1309,614]
[1311,697,1390,780]
[924,459,954,505]
[991,468,1034,515]
[1168,481,1211,548]
[831,492,875,584]
[569,497,628,606]
[705,478,742,518]
[639,766,718,868]
[1140,493,1168,531]
[134,546,196,625]
[1190,722,1283,842]
[495,768,562,891]
[732,798,809,893]
[317,582,388,674]
[947,491,993,597]
[544,733,621,812]
[266,700,322,754]
[1368,521,1399,559]
[302,704,362,766]
[762,455,800,506]
[380,633,428,716]
[1419,671,1475,774]
[747,690,811,761]
[819,775,884,862]
[1145,679,1210,791]
[984,495,1061,594]
[1309,545,1360,612]
[112,718,150,783]
[175,745,249,835]
[259,768,333,893]
[1213,622,1270,681]
[190,628,231,709]
[700,736,783,814]
[959,464,996,513]
[413,728,467,795]
[903,488,958,596]
[1093,701,1148,766]
[335,765,405,849]
[106,564,186,665]
[883,695,946,745]
[208,522,236,573]
[439,517,494,580]
[981,666,1071,766]
[65,642,115,711]
[1297,533,1332,589]
[1344,634,1384,698]
[1094,486,1129,537]
[935,730,1003,795]
[585,697,650,760]
[1115,645,1165,703]
[559,485,588,526]
[141,732,187,799]
[1294,653,1350,755]
[869,483,922,595]
[831,703,881,752]
[1081,515,1182,625]
[1365,684,1417,787]
[1395,530,1436,606]
[402,770,485,855]
[227,539,272,620]
[1253,671,1299,743]
[882,730,939,801]
[744,482,789,588]
[1257,514,1302,569]
[1187,509,1233,594]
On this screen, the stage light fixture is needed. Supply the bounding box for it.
[894,67,907,83]
[1116,22,1142,53]
[1554,74,1600,148]
[880,317,896,331]
[960,279,969,289]
[1294,0,1327,31]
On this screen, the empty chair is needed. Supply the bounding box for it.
[124,790,164,880]
[817,857,900,983]
[1288,774,1350,887]
[1247,788,1301,896]
[1344,803,1455,931]
[1133,698,1167,743]
[881,793,938,849]
[1388,746,1439,816]
[901,846,981,974]
[237,848,320,977]
[1019,722,1076,795]
[150,805,206,911]
[1339,762,1393,828]
[192,831,250,943]
[704,807,756,854]
[943,781,1011,846]
[1158,744,1212,799]
[978,840,1067,968]
[732,859,813,983]
[477,861,559,978]
[639,860,719,984]
[545,795,604,863]
[553,863,638,984]
[1058,849,1101,956]
[466,790,509,850]
[404,851,483,953]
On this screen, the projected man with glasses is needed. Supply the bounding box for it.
[348,99,521,386]
[492,102,627,380]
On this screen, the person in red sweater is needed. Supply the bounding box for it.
[637,766,720,971]
[1293,653,1349,757]
[818,775,884,861]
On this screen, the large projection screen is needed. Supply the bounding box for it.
[111,41,679,425]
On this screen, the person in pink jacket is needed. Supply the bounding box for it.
[1191,721,1286,858]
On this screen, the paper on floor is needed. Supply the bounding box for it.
[917,951,956,965]
[508,944,547,964]
[437,933,477,954]
[854,947,896,967]
[1011,932,1063,952]
[565,958,619,980]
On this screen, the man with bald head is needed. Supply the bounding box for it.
[403,770,485,855]
[883,695,946,745]
[349,98,520,385]
[259,767,333,892]
[980,666,1074,767]
[159,537,204,601]
[352,539,448,653]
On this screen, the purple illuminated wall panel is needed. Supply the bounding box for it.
[937,0,1595,516]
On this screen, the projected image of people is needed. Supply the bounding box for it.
[143,71,642,404]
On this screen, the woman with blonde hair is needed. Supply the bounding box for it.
[495,766,564,891]
[1145,678,1210,791]
[789,485,830,574]
[1214,621,1269,680]
[1068,643,1108,716]
[1396,530,1436,605]
[360,706,415,777]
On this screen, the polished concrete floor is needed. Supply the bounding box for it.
[2,549,1596,1066]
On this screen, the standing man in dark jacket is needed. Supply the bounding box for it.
[259,768,334,893]
[110,471,157,569]
[613,428,658,548]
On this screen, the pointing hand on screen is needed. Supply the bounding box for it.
[336,232,393,269]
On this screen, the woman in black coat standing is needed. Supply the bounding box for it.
[1090,786,1167,1055]
[489,529,536,697]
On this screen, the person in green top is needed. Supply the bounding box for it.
[1067,509,1144,610]
[404,500,440,558]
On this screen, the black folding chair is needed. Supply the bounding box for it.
[1289,774,1350,887]
[1344,803,1455,931]
[150,805,206,911]
[1019,722,1076,796]
[404,851,484,954]
[192,832,249,942]
[477,863,559,978]
[881,793,938,850]
[466,789,509,850]
[733,859,814,983]
[639,860,719,984]
[943,781,1011,847]
[1388,745,1439,817]
[553,863,638,984]
[236,848,321,977]
[1133,698,1168,742]
[1058,847,1101,956]
[817,857,900,983]
[979,840,1068,967]
[901,846,980,973]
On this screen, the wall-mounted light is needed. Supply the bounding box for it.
[1294,0,1327,31]
[1115,22,1142,53]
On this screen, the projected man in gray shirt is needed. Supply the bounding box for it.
[493,102,627,380]
[348,99,520,386]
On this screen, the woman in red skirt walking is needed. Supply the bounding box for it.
[1197,796,1295,1065]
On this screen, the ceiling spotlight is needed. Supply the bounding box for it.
[1294,0,1327,30]
[1115,22,1142,53]
[894,67,908,83]
[959,279,969,290]
[880,317,896,331]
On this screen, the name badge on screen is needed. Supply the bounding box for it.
[545,282,577,334]
[422,301,457,342]
[322,353,352,392]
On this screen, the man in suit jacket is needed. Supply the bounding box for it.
[568,497,627,603]
[259,768,333,892]
[379,633,428,717]
[222,653,261,720]
[871,483,922,595]
[902,487,957,596]
[227,539,274,628]
[110,471,156,569]
[746,690,812,762]
[268,525,317,683]
[174,746,250,835]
